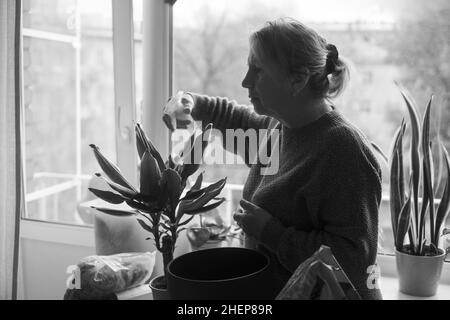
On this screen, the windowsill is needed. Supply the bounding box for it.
[380,277,450,300]
[118,277,450,300]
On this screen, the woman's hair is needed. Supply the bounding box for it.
[249,18,349,99]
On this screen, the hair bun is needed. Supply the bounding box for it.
[326,44,339,74]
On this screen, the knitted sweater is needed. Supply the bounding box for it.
[191,94,383,300]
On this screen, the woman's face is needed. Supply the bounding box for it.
[241,51,291,118]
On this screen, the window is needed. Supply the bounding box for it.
[21,0,450,254]
[173,0,450,254]
[22,0,143,226]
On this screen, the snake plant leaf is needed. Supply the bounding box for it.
[429,243,439,255]
[421,96,435,243]
[184,197,226,215]
[396,194,412,252]
[140,150,162,198]
[396,83,421,234]
[371,142,389,167]
[389,121,406,238]
[91,206,138,217]
[135,123,166,172]
[95,173,138,199]
[137,219,155,234]
[88,188,127,204]
[90,144,137,192]
[434,143,450,245]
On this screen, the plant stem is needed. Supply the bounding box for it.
[161,235,174,281]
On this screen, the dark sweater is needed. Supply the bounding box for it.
[191,95,383,300]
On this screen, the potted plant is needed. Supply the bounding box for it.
[88,123,227,299]
[374,84,450,297]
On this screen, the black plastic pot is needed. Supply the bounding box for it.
[166,247,272,300]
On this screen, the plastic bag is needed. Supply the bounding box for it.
[276,245,361,300]
[65,251,156,299]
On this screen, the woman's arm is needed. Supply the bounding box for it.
[189,93,273,165]
[190,93,271,132]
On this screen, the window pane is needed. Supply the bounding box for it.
[23,0,116,226]
[23,0,77,35]
[173,0,450,254]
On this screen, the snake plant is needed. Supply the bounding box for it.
[88,123,226,285]
[374,84,450,256]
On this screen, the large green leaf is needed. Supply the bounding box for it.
[135,123,166,172]
[179,124,213,180]
[137,219,155,234]
[160,168,182,218]
[177,215,195,227]
[140,150,162,198]
[91,207,138,217]
[180,178,227,213]
[88,188,127,204]
[191,172,204,191]
[184,198,226,215]
[90,144,137,192]
[95,173,138,199]
[434,143,450,245]
[126,199,161,213]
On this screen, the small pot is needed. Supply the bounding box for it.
[395,247,446,297]
[149,275,170,300]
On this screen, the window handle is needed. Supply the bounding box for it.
[116,105,131,143]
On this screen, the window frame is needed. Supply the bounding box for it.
[20,0,172,232]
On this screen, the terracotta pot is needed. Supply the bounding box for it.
[396,247,445,297]
[167,247,273,300]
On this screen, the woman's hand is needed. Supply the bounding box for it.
[162,91,195,131]
[233,199,272,240]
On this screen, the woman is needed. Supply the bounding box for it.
[163,18,382,300]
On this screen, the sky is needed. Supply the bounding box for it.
[173,0,403,28]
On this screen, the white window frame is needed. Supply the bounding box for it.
[20,0,172,241]
[112,0,138,185]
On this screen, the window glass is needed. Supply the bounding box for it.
[23,0,116,225]
[174,0,450,254]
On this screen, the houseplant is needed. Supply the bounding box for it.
[374,84,450,296]
[88,123,227,299]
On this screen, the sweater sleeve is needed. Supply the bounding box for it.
[259,128,382,295]
[189,93,273,165]
[190,93,272,131]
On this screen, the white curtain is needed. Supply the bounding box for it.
[0,0,22,300]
